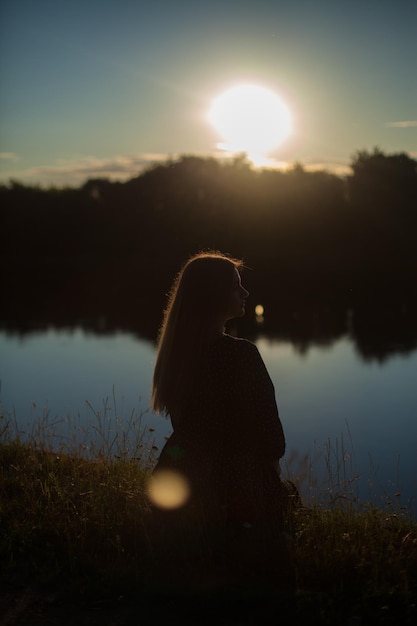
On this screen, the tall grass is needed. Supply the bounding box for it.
[2,387,158,466]
[1,400,416,624]
[284,419,413,516]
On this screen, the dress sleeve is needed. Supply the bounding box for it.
[230,339,286,463]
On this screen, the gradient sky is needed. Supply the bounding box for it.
[1,0,416,187]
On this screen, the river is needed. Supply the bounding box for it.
[1,327,416,516]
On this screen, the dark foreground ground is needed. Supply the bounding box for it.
[2,577,416,626]
[2,442,416,625]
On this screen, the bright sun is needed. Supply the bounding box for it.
[208,84,292,165]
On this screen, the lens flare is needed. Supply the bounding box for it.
[147,470,191,509]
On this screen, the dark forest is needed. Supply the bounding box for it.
[1,148,416,361]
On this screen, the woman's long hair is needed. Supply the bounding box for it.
[151,251,244,418]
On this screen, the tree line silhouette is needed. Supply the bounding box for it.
[1,148,416,359]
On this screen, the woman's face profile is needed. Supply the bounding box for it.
[222,268,249,322]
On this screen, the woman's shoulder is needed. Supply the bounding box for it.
[207,334,262,370]
[217,334,270,381]
[219,333,260,356]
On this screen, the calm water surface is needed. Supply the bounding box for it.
[1,328,416,515]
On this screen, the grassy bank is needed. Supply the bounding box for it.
[1,415,416,625]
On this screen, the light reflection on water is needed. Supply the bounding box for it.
[1,329,416,516]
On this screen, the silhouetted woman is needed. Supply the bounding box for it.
[149,251,296,594]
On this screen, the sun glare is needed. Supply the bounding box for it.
[208,84,292,164]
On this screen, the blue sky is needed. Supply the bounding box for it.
[1,0,416,186]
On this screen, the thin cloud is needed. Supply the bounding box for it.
[213,150,351,176]
[385,121,417,128]
[1,151,353,186]
[0,152,19,161]
[257,159,350,176]
[297,155,351,176]
[303,162,351,176]
[0,153,169,187]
